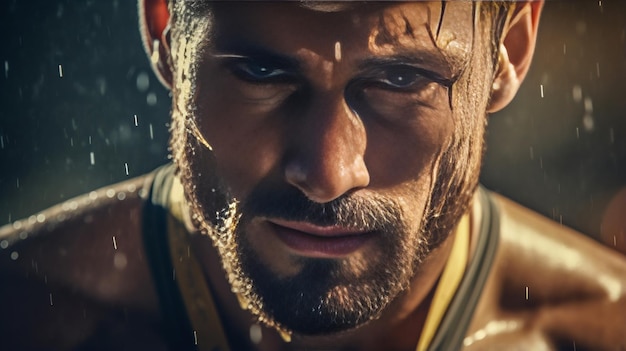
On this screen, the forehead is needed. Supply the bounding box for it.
[206,1,475,74]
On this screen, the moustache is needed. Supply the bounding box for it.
[240,183,404,233]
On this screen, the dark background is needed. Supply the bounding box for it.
[1,1,625,250]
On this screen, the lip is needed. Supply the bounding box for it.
[266,219,373,258]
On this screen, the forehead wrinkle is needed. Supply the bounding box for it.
[368,3,472,81]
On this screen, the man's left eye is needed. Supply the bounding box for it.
[380,66,426,89]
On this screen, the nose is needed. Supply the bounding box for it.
[284,93,370,203]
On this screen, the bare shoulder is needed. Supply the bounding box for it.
[467,192,626,351]
[0,173,167,350]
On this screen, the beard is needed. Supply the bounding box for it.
[237,182,428,335]
[174,133,439,337]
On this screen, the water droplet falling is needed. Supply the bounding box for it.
[525,286,529,300]
[4,60,8,78]
[584,97,593,113]
[540,84,544,98]
[582,96,594,132]
[572,85,582,102]
[114,252,127,269]
[58,64,63,77]
[583,115,594,131]
[149,123,154,140]
[112,236,118,250]
[147,92,157,106]
[0,135,4,149]
[136,72,150,92]
[90,152,95,165]
[250,324,263,344]
[124,163,129,175]
[134,114,138,126]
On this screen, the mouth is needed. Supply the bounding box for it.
[266,218,375,258]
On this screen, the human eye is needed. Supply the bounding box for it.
[215,55,299,104]
[377,65,431,89]
[227,57,294,83]
[346,65,450,120]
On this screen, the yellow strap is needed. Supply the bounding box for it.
[415,214,470,351]
[167,176,231,351]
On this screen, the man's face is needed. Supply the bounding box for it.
[171,1,490,337]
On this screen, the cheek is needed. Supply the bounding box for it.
[191,73,285,198]
[365,106,454,190]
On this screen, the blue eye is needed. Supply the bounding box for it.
[382,66,423,88]
[231,60,289,81]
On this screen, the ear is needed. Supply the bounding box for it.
[487,1,544,113]
[138,0,173,89]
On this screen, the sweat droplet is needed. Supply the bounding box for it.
[334,41,342,62]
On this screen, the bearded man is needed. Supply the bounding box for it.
[1,1,625,350]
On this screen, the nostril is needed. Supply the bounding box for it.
[285,163,308,186]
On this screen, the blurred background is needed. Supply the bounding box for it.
[1,1,625,253]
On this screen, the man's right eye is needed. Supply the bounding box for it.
[229,59,291,82]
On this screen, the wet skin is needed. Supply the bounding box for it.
[177,1,481,347]
[1,1,626,351]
